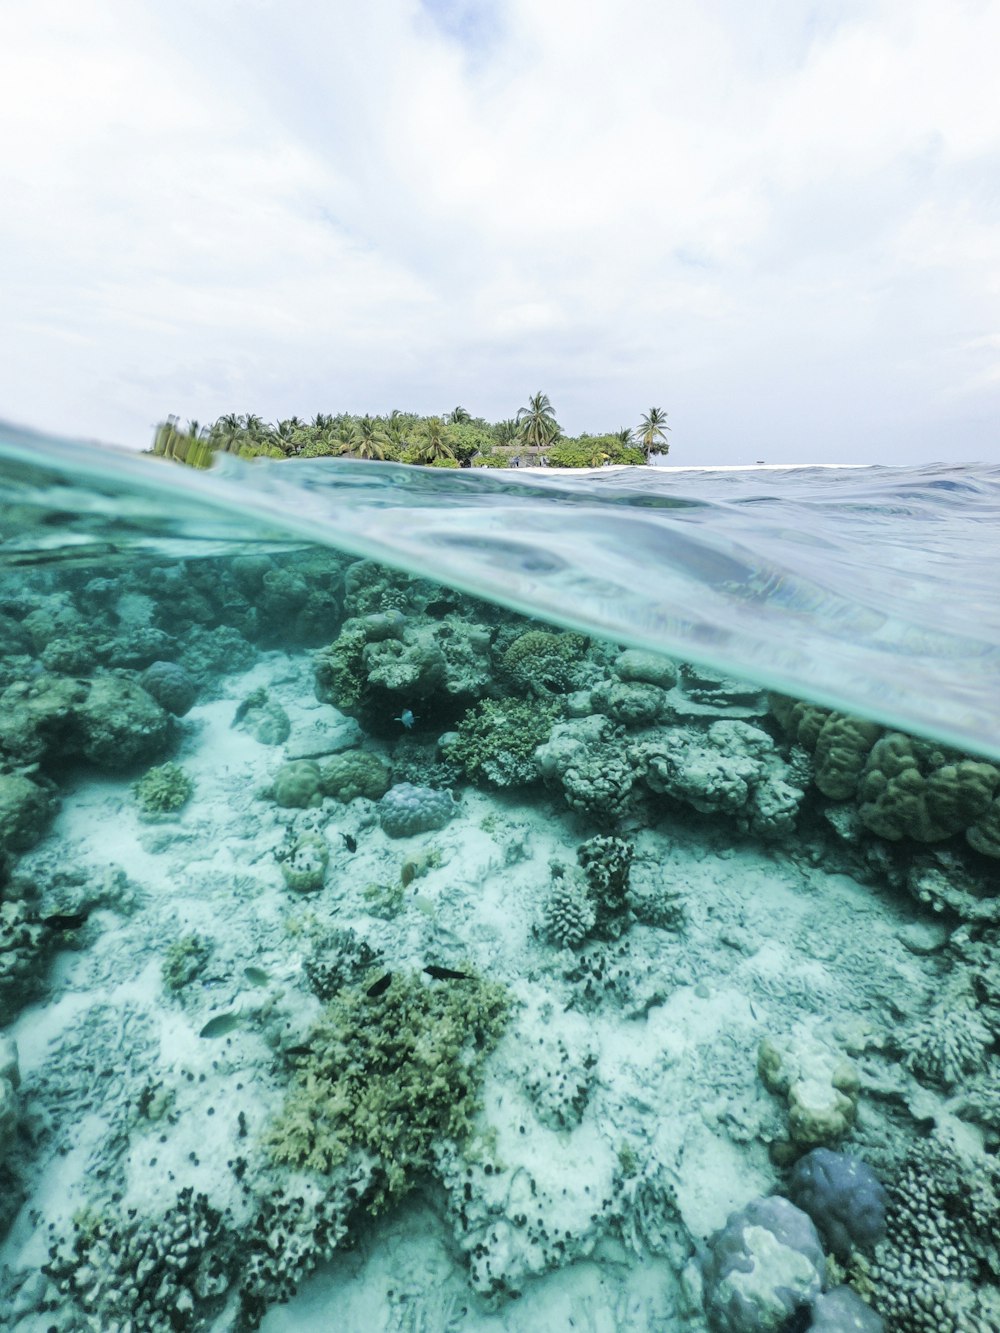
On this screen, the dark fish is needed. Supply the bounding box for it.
[424,965,471,981]
[366,972,392,998]
[40,911,89,931]
[341,833,357,853]
[199,1014,241,1039]
[243,966,269,987]
[284,1044,314,1058]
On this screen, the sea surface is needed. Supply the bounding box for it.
[1,423,999,1333]
[3,426,999,757]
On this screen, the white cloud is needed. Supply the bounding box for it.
[0,0,997,460]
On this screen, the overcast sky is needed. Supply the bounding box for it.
[1,0,998,463]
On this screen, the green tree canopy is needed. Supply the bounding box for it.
[636,407,670,459]
[517,392,560,448]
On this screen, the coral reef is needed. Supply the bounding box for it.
[701,1194,825,1333]
[862,1140,1000,1332]
[450,697,557,788]
[0,771,56,857]
[758,1030,860,1150]
[134,761,194,815]
[499,628,588,695]
[265,968,510,1209]
[786,1149,886,1261]
[377,782,456,837]
[536,715,636,826]
[900,982,992,1089]
[139,660,198,717]
[577,833,633,936]
[161,934,212,993]
[43,1187,235,1332]
[320,749,391,803]
[277,831,329,893]
[858,732,1000,844]
[270,759,324,808]
[541,867,596,947]
[231,686,290,745]
[612,647,679,689]
[303,927,379,1001]
[0,898,50,1023]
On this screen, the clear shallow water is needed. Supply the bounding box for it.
[3,424,1000,757]
[1,423,1000,1333]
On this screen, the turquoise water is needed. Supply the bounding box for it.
[1,426,998,1332]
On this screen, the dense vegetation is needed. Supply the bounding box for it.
[150,396,670,469]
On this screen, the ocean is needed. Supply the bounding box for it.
[0,425,998,1332]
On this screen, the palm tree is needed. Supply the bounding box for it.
[212,413,244,454]
[416,417,456,464]
[635,407,670,460]
[385,409,408,446]
[353,415,389,460]
[447,406,471,424]
[517,392,559,448]
[493,418,520,446]
[612,428,632,445]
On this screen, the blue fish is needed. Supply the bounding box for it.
[394,709,417,729]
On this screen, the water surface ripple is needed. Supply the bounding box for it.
[2,424,999,758]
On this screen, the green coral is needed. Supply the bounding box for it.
[278,832,329,893]
[314,623,369,712]
[271,760,324,808]
[812,714,883,799]
[134,762,194,814]
[265,968,510,1209]
[161,934,211,992]
[450,698,558,788]
[320,750,391,802]
[857,733,1000,842]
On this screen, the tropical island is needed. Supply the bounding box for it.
[151,394,671,469]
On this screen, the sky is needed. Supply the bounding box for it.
[0,0,998,464]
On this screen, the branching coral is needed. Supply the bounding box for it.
[541,868,596,948]
[43,1187,235,1333]
[161,933,212,993]
[134,761,194,814]
[451,698,558,788]
[901,984,992,1089]
[265,968,510,1209]
[861,1141,1000,1332]
[577,834,633,936]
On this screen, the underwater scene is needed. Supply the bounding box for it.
[1,431,999,1333]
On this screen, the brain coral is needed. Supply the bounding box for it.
[377,783,456,837]
[139,661,198,717]
[857,734,1000,843]
[320,750,391,803]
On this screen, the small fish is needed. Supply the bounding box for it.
[394,709,417,729]
[40,911,89,931]
[366,972,392,998]
[284,1044,314,1058]
[424,965,471,981]
[243,966,269,987]
[199,1013,241,1039]
[341,833,357,853]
